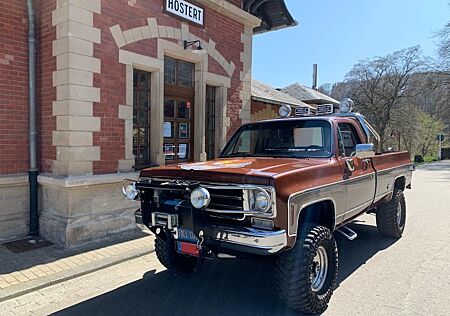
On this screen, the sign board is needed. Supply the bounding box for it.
[437,134,445,142]
[165,0,204,26]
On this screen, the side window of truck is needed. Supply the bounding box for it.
[337,123,362,157]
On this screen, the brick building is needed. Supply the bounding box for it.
[0,0,295,245]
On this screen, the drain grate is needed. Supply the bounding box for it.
[2,237,53,254]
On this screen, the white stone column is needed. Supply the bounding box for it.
[51,0,102,175]
[239,26,253,124]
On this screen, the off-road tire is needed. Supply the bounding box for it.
[275,225,338,314]
[376,189,406,238]
[154,231,198,273]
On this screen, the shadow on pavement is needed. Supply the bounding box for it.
[54,221,397,316]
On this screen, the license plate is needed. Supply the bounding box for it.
[177,228,199,243]
[176,241,200,257]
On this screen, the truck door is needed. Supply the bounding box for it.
[337,122,376,220]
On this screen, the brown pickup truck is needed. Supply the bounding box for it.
[122,105,413,314]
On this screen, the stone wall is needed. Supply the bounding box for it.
[38,173,140,247]
[0,175,29,242]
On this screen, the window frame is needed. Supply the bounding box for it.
[132,69,152,170]
[337,122,362,158]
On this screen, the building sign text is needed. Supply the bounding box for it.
[165,0,204,26]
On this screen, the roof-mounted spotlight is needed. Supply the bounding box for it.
[279,104,292,117]
[183,40,206,54]
[339,98,354,114]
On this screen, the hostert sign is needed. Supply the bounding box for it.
[165,0,204,26]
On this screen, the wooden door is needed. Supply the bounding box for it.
[163,56,195,164]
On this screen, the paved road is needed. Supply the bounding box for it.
[2,161,450,315]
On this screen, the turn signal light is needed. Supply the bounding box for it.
[251,218,274,230]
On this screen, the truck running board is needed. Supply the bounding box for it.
[336,226,358,240]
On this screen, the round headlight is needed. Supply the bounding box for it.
[254,189,270,212]
[279,104,292,117]
[190,187,210,209]
[122,182,138,200]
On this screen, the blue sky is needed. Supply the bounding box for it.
[252,0,449,89]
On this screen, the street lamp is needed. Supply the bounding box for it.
[183,40,206,54]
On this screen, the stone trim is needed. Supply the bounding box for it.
[38,172,139,188]
[0,174,28,187]
[52,0,102,176]
[110,19,236,77]
[114,20,232,169]
[239,26,253,124]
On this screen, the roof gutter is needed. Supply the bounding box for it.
[26,0,39,236]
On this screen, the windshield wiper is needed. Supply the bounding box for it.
[222,152,253,157]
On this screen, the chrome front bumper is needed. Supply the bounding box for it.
[134,210,287,256]
[208,225,287,255]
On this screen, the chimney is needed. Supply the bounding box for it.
[312,64,318,91]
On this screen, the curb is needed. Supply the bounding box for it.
[0,246,155,303]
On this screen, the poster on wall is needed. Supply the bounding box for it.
[163,122,172,138]
[179,123,188,139]
[164,143,175,159]
[178,144,187,159]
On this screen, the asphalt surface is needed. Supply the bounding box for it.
[2,161,449,316]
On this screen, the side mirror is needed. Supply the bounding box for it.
[355,143,375,159]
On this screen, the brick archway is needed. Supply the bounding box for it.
[109,18,236,78]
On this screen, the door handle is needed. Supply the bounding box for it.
[345,159,355,172]
[361,158,370,170]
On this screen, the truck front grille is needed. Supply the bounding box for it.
[207,188,244,212]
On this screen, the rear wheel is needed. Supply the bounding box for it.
[376,189,406,238]
[275,224,338,314]
[154,230,198,273]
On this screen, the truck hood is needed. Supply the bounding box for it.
[139,157,331,185]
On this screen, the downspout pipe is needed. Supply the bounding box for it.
[26,0,39,236]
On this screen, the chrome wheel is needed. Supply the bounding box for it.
[311,246,328,292]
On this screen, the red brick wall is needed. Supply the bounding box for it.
[36,0,57,173]
[0,1,29,174]
[251,100,279,121]
[93,0,245,174]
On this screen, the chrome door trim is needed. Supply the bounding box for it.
[287,181,345,237]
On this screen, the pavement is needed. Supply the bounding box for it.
[0,232,154,302]
[1,160,450,315]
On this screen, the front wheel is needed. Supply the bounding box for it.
[376,189,406,238]
[275,224,338,314]
[154,230,198,273]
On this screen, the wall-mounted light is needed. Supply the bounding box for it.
[183,40,206,54]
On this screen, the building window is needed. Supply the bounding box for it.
[164,57,194,87]
[206,85,216,160]
[133,70,151,169]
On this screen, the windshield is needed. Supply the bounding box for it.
[221,120,332,158]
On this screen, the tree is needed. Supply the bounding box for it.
[435,4,450,69]
[344,46,424,150]
[416,110,445,157]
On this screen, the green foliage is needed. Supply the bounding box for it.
[423,155,439,163]
[416,110,446,157]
